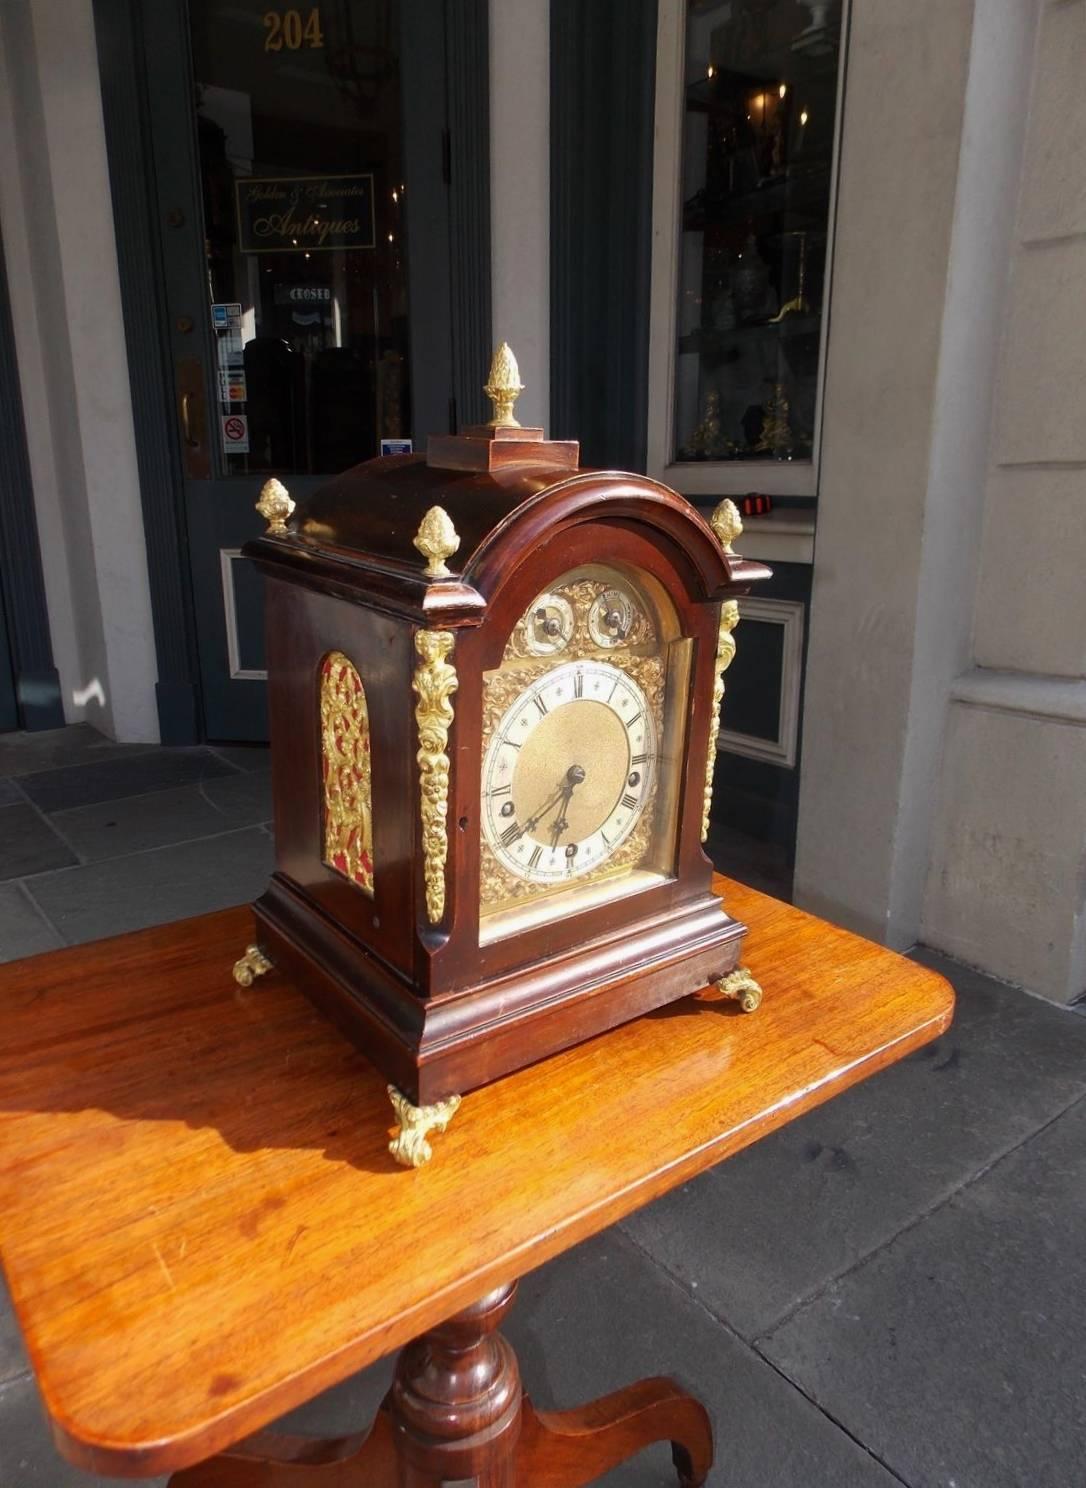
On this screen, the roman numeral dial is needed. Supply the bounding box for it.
[481,659,658,887]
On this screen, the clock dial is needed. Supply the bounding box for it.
[482,661,657,883]
[588,585,643,648]
[480,562,692,937]
[522,592,575,656]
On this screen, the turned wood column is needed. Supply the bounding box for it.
[388,1282,522,1488]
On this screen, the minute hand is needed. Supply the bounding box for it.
[520,782,567,837]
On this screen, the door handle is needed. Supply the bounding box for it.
[176,357,211,479]
[181,392,198,447]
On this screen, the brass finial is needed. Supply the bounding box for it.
[710,499,743,554]
[413,506,460,579]
[256,477,294,536]
[484,342,525,428]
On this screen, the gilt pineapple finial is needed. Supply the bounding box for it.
[413,506,460,580]
[256,478,294,536]
[484,342,525,429]
[709,499,743,555]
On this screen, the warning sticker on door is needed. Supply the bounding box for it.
[211,302,242,330]
[218,369,248,404]
[221,413,250,454]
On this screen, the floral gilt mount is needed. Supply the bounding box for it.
[320,652,374,894]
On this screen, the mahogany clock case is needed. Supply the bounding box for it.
[246,454,770,1103]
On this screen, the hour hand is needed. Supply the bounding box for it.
[548,765,586,848]
[548,789,573,850]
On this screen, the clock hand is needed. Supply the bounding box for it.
[522,765,586,838]
[549,765,586,850]
[518,781,567,839]
[507,766,587,852]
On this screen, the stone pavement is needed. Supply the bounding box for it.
[0,726,1083,1487]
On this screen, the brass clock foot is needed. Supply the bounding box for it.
[387,1085,462,1168]
[233,944,273,987]
[716,967,763,1013]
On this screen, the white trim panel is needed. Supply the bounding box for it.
[220,548,267,682]
[719,596,805,768]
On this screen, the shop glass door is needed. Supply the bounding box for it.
[146,0,452,739]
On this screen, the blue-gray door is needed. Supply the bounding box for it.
[0,576,17,734]
[142,0,459,740]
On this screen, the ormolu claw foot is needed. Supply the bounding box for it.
[716,967,763,1013]
[387,1085,462,1168]
[233,944,272,987]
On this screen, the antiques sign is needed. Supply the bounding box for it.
[236,174,375,254]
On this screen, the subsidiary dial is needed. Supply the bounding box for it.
[588,586,641,648]
[523,592,575,656]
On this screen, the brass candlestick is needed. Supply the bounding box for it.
[753,384,794,457]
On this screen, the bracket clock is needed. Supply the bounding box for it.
[236,346,771,1166]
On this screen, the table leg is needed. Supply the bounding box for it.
[166,1412,397,1487]
[167,1280,711,1488]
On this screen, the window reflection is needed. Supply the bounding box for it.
[674,0,843,465]
[190,0,409,475]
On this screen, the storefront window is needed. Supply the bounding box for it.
[673,0,844,465]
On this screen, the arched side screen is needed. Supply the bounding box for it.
[320,651,374,895]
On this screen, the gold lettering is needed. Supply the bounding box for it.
[250,205,361,247]
[263,7,324,53]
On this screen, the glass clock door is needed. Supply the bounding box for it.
[479,565,693,944]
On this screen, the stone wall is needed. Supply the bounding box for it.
[0,0,158,741]
[921,0,1086,1004]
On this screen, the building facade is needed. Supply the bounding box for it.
[0,0,1082,1005]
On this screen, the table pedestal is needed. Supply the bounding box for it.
[168,1283,712,1488]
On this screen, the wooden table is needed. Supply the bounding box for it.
[0,877,952,1486]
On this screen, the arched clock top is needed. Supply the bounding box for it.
[458,472,754,609]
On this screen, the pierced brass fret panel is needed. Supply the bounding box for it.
[320,652,375,895]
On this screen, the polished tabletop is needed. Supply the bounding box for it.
[0,877,952,1477]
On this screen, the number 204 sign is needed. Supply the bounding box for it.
[263,8,324,51]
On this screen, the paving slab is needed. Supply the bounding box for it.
[506,1232,899,1488]
[51,786,229,863]
[208,744,271,773]
[200,768,274,826]
[622,949,1086,1338]
[23,828,274,944]
[760,1095,1086,1488]
[0,727,154,780]
[0,1275,27,1387]
[18,749,235,814]
[0,725,154,779]
[273,1351,395,1441]
[0,804,77,880]
[0,778,22,806]
[0,1375,166,1488]
[0,884,63,963]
